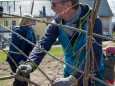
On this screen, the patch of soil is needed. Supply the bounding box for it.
[0,55,64,86]
[0,62,11,73]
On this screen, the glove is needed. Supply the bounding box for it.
[16,61,36,75]
[16,61,36,81]
[16,64,32,76]
[16,64,32,81]
[52,75,78,86]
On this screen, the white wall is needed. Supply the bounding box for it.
[108,17,113,36]
[101,17,113,36]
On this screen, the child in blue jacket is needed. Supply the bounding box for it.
[6,13,36,86]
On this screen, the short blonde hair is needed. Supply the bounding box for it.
[19,13,33,26]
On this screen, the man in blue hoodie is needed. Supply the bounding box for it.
[16,0,105,86]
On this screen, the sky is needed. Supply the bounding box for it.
[107,0,115,21]
[108,0,115,12]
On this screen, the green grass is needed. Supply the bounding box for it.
[103,41,115,48]
[48,45,63,56]
[0,81,6,86]
[0,51,7,62]
[112,32,115,37]
[0,42,114,62]
[0,72,9,77]
[0,45,63,62]
[0,72,10,86]
[102,44,115,48]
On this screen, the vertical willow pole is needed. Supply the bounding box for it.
[83,0,101,86]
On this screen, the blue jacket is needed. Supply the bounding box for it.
[28,4,103,78]
[6,26,36,65]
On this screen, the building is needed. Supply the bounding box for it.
[0,0,53,41]
[0,1,54,47]
[0,0,115,41]
[0,16,52,40]
[81,0,115,37]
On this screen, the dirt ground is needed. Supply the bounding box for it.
[0,55,64,86]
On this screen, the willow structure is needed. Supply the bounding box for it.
[0,0,114,86]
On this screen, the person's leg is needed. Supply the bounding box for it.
[104,66,114,85]
[13,79,28,86]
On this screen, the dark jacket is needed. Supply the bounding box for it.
[6,26,36,65]
[28,4,103,70]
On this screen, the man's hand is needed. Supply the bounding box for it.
[52,75,78,86]
[16,65,32,81]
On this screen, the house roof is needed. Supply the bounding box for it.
[0,1,55,16]
[81,0,114,16]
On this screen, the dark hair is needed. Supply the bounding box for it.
[61,0,79,9]
[69,0,79,9]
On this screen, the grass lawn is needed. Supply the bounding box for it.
[102,41,115,48]
[0,72,11,86]
[0,45,63,62]
[0,42,114,62]
[0,51,7,62]
[48,45,63,56]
